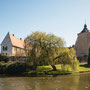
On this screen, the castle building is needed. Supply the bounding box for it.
[75,24,90,57]
[1,32,25,56]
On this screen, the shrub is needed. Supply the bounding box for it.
[0,62,7,74]
[0,54,8,62]
[6,62,30,74]
[0,61,32,75]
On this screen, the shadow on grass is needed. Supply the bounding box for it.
[80,64,90,68]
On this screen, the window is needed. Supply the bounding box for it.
[3,46,4,50]
[3,46,8,51]
[6,46,7,50]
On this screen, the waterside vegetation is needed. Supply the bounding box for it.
[0,31,90,76]
[0,60,90,76]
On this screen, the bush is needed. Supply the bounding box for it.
[0,61,32,75]
[0,62,7,74]
[0,54,8,62]
[6,62,29,74]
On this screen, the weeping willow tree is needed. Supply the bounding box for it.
[24,31,65,70]
[54,48,79,71]
[24,31,78,71]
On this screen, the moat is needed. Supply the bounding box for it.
[0,73,90,90]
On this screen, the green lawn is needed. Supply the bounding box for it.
[78,64,90,72]
[26,65,72,76]
[37,65,72,71]
[26,64,90,76]
[37,63,90,72]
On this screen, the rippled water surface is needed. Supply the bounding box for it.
[0,73,90,90]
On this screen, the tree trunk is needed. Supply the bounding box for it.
[32,64,37,70]
[51,65,57,71]
[33,58,37,70]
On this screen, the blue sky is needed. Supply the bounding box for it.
[0,0,90,48]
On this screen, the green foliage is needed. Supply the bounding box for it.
[0,61,31,74]
[6,62,29,74]
[79,64,90,72]
[25,31,78,71]
[25,31,65,70]
[0,54,8,62]
[0,62,7,74]
[57,48,79,71]
[88,48,90,65]
[37,66,52,71]
[45,70,71,75]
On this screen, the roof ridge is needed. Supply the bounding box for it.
[9,33,24,41]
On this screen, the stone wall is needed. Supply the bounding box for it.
[75,32,90,57]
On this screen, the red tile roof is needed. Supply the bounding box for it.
[9,33,25,49]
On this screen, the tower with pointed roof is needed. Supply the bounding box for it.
[75,24,90,57]
[80,24,89,33]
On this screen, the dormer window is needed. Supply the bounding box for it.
[3,46,8,51]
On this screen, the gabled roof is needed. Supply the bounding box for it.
[9,33,25,49]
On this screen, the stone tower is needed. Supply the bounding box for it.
[75,24,90,57]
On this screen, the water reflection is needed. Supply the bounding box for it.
[0,73,90,90]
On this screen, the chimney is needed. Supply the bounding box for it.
[12,34,14,36]
[20,38,22,40]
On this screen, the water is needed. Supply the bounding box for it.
[0,73,90,90]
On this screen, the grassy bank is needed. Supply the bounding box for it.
[25,64,90,76]
[0,61,90,77]
[78,64,90,72]
[25,65,72,76]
